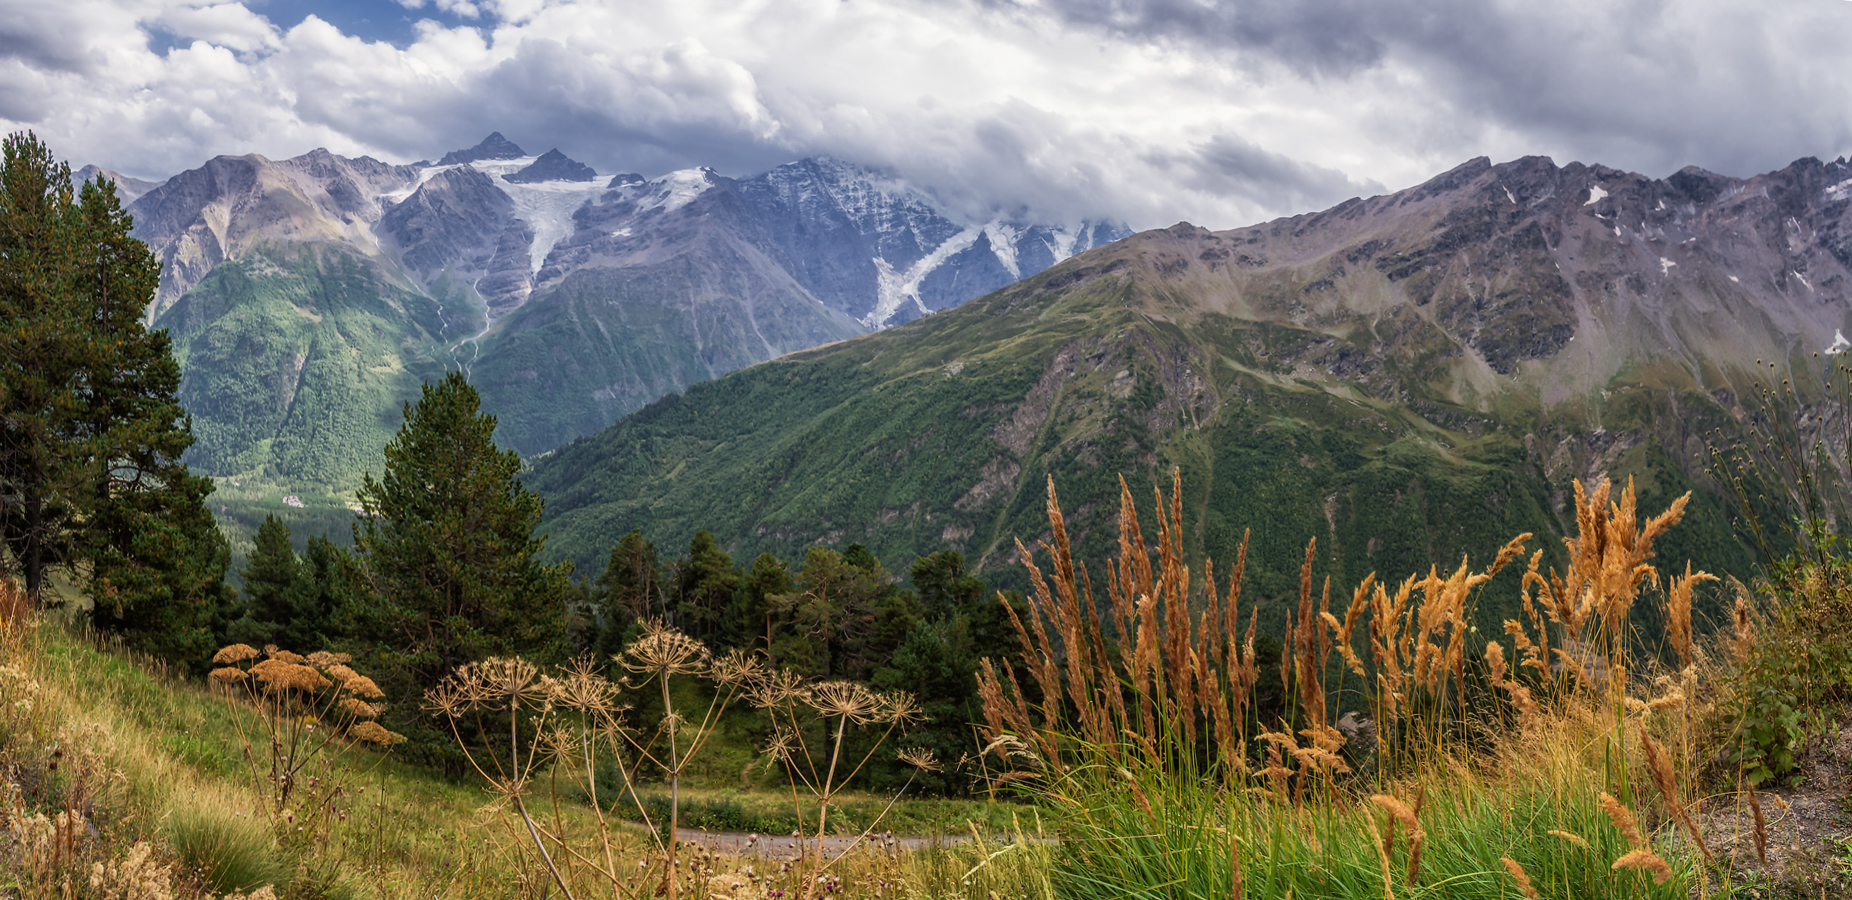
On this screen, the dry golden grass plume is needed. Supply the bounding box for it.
[1731,581,1757,665]
[1597,791,1647,849]
[1638,724,1712,861]
[1612,848,1674,884]
[1665,562,1718,667]
[1520,478,1691,675]
[1746,779,1769,866]
[1499,857,1542,900]
[0,577,24,630]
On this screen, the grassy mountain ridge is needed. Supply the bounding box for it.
[528,154,1825,627]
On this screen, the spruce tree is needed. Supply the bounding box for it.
[350,370,571,763]
[593,528,659,661]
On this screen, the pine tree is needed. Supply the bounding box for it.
[349,370,571,763]
[0,131,230,661]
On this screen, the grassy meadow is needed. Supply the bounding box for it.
[5,470,1852,900]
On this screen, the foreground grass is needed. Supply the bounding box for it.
[0,612,1039,900]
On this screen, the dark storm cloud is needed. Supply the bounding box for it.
[1150,133,1382,217]
[1009,0,1852,180]
[11,0,1852,232]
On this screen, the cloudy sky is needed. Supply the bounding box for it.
[4,0,1851,230]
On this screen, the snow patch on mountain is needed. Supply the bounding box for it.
[865,225,984,328]
[635,169,717,215]
[984,222,1021,278]
[1829,330,1850,355]
[502,178,606,274]
[1586,184,1608,205]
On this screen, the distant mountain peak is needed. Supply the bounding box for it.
[71,165,163,204]
[438,132,527,166]
[505,149,599,184]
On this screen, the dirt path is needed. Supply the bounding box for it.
[673,828,1003,856]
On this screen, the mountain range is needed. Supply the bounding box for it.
[86,133,1127,523]
[524,153,1852,617]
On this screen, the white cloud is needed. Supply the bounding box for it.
[3,0,1851,231]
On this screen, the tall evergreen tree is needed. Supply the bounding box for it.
[349,370,571,763]
[674,530,737,643]
[592,528,660,661]
[0,130,230,659]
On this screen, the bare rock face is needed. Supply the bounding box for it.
[505,149,598,183]
[126,150,420,317]
[437,131,526,166]
[378,166,514,273]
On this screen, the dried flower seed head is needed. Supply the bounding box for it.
[462,657,550,709]
[752,668,809,708]
[425,680,467,718]
[209,667,248,683]
[338,697,381,720]
[877,690,925,725]
[266,647,307,665]
[622,620,711,676]
[764,728,800,763]
[806,681,882,723]
[325,663,359,686]
[348,721,404,745]
[710,649,767,688]
[306,651,350,668]
[898,748,941,771]
[252,659,331,692]
[551,659,619,714]
[213,644,260,664]
[342,675,384,700]
[1485,641,1507,685]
